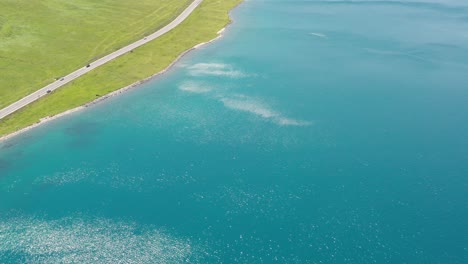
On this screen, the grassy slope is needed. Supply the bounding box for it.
[0,0,191,108]
[0,0,241,137]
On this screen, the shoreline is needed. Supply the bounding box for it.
[0,0,204,121]
[0,7,240,143]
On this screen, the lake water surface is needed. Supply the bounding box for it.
[1,0,467,262]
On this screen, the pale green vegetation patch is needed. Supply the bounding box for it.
[0,0,242,137]
[0,0,191,108]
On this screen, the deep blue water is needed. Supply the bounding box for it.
[1,0,467,263]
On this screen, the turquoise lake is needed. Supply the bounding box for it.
[1,0,467,262]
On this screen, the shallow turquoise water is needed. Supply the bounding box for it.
[1,0,467,263]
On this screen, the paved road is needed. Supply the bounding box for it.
[0,0,203,120]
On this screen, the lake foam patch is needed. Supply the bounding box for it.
[0,216,199,263]
[364,48,430,62]
[219,96,311,126]
[309,32,328,39]
[36,168,98,186]
[179,81,212,93]
[187,63,247,78]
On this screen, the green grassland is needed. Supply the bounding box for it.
[0,0,242,137]
[0,0,192,108]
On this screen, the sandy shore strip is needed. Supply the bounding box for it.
[0,24,233,143]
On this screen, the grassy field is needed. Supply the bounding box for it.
[0,0,242,137]
[0,0,192,109]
